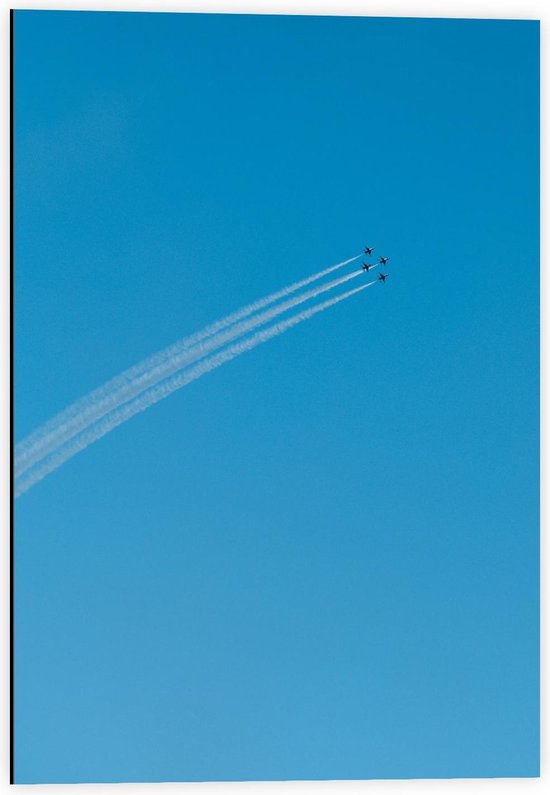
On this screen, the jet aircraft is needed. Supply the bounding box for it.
[379,256,390,266]
[378,273,388,283]
[362,262,373,272]
[364,246,374,256]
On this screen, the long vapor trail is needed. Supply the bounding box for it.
[16,281,374,497]
[16,261,367,478]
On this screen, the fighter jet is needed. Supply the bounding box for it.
[378,273,388,283]
[364,246,374,256]
[379,256,390,266]
[362,262,373,272]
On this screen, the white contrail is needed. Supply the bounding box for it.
[16,261,368,477]
[15,253,361,473]
[16,281,375,497]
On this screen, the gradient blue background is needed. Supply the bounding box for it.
[14,10,539,783]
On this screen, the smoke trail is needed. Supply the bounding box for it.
[16,263,367,477]
[15,254,361,473]
[16,281,375,497]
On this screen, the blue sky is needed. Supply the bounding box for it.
[14,11,539,783]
